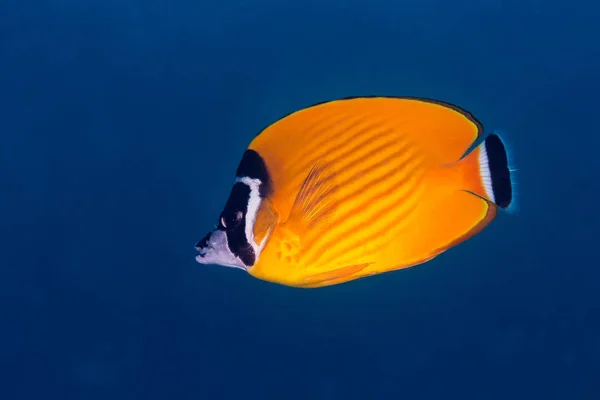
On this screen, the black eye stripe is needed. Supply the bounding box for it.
[220,211,242,230]
[235,150,272,198]
[227,231,255,266]
[218,181,256,266]
[222,183,250,215]
[225,213,255,266]
[218,183,249,229]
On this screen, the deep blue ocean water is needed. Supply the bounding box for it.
[1,0,599,398]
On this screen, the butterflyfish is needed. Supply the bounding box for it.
[195,96,516,288]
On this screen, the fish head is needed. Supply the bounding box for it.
[195,179,259,270]
[195,149,276,271]
[195,179,277,272]
[195,224,250,270]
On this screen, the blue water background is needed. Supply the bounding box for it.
[1,0,599,398]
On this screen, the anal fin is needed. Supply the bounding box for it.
[300,263,372,288]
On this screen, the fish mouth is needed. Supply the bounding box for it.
[193,230,248,270]
[195,231,213,262]
[195,245,210,262]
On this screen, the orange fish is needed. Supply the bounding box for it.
[195,96,516,288]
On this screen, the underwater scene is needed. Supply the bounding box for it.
[1,0,599,399]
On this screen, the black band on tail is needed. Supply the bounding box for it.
[484,134,512,209]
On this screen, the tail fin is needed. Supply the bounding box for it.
[459,133,515,210]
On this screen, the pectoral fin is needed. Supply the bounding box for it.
[284,161,340,235]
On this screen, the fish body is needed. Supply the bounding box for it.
[195,96,515,288]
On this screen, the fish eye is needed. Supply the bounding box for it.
[220,211,243,230]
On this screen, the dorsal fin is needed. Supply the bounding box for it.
[284,161,340,234]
